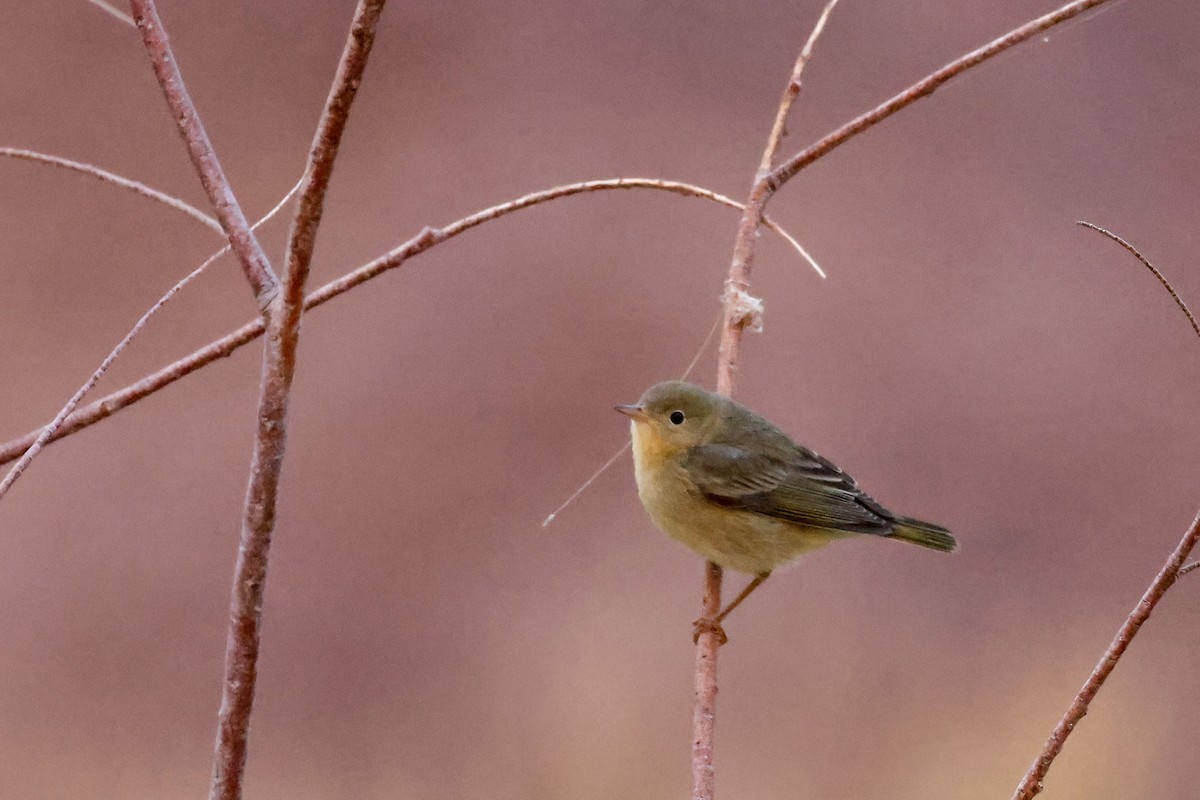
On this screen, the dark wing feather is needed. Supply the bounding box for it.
[681,442,894,535]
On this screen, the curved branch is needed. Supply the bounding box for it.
[1,147,221,233]
[767,0,1113,192]
[1010,513,1200,800]
[0,177,813,467]
[1076,222,1200,339]
[0,178,301,503]
[1010,223,1200,799]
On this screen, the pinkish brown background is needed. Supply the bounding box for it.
[2,2,1199,798]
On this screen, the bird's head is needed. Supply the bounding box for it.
[615,381,725,462]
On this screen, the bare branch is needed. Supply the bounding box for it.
[1,147,221,233]
[129,0,280,307]
[767,0,1113,193]
[280,1,385,311]
[1010,223,1200,799]
[0,177,811,467]
[0,178,302,503]
[691,559,723,800]
[207,4,386,799]
[1010,513,1200,800]
[1077,221,1200,340]
[1179,561,1199,577]
[757,0,839,175]
[694,4,839,799]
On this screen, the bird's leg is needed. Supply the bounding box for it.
[692,571,771,644]
[715,572,771,624]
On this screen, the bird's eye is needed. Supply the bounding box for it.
[669,410,686,425]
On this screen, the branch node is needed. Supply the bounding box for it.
[415,225,440,247]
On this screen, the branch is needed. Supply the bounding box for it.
[129,0,280,307]
[1010,223,1200,799]
[0,177,811,468]
[767,0,1113,193]
[756,0,839,176]
[1075,222,1200,339]
[1010,513,1200,800]
[207,4,385,799]
[1179,560,1199,577]
[694,4,838,800]
[0,179,302,504]
[1,147,221,233]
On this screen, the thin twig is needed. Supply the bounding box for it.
[542,308,723,527]
[0,177,812,467]
[1010,223,1200,799]
[680,310,724,383]
[766,0,1113,192]
[1179,561,1199,577]
[0,179,303,504]
[694,4,839,799]
[541,442,631,528]
[1,147,221,233]
[757,0,839,176]
[86,0,136,27]
[129,0,280,308]
[1076,222,1200,340]
[394,177,822,276]
[206,4,385,800]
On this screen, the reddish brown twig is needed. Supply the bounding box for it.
[1076,222,1200,339]
[766,0,1112,192]
[0,177,810,468]
[693,4,839,799]
[129,0,280,308]
[1010,513,1200,800]
[206,4,385,800]
[0,147,220,233]
[1009,222,1200,799]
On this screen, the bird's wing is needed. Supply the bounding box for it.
[681,443,893,535]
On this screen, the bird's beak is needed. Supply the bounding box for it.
[614,403,650,422]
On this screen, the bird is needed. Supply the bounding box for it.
[615,380,956,642]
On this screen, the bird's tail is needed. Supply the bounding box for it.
[889,516,957,552]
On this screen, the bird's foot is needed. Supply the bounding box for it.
[692,616,728,645]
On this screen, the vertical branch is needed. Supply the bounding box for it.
[129,0,280,308]
[693,5,1119,795]
[280,0,386,308]
[690,559,723,800]
[693,4,838,799]
[756,0,839,177]
[206,4,386,800]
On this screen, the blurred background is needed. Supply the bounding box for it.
[2,1,1198,797]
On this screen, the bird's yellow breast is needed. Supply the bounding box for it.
[629,421,843,574]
